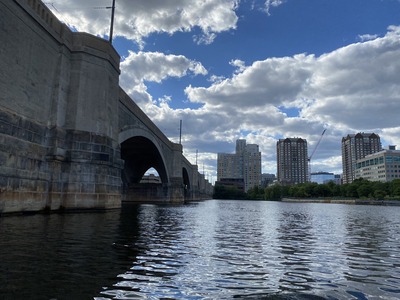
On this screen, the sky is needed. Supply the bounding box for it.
[45,0,400,183]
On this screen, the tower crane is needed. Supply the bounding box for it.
[308,129,327,182]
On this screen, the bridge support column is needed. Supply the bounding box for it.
[168,177,185,203]
[50,129,123,210]
[0,109,123,213]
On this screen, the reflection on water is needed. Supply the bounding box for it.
[1,200,400,299]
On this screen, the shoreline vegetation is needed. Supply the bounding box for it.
[281,198,400,206]
[214,179,400,205]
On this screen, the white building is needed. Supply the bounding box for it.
[355,146,400,182]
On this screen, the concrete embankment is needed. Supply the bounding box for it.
[281,198,400,206]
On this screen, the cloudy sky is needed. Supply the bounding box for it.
[46,0,400,183]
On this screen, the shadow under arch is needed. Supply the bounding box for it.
[120,133,169,202]
[182,167,191,200]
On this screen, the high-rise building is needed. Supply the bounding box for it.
[217,153,238,179]
[277,138,308,185]
[217,139,261,191]
[342,133,382,184]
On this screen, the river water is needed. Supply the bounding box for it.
[1,200,400,299]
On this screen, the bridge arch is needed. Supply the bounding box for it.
[182,167,191,199]
[119,128,170,201]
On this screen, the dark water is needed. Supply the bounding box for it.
[1,200,400,300]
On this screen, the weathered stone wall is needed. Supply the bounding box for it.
[0,0,122,213]
[0,108,49,212]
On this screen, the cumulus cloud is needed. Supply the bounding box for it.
[183,25,400,133]
[115,25,400,176]
[119,51,207,101]
[185,54,314,107]
[46,0,239,46]
[158,25,400,173]
[119,25,400,175]
[302,26,400,130]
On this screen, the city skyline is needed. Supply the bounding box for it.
[45,0,400,183]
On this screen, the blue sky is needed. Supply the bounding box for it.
[47,0,400,183]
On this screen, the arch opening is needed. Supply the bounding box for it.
[121,136,168,202]
[140,168,161,184]
[182,167,191,200]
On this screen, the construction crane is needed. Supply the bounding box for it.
[308,128,327,181]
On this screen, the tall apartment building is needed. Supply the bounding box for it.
[342,133,382,184]
[277,138,308,185]
[217,139,261,191]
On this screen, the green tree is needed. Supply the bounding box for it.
[264,184,282,200]
[389,179,400,198]
[374,189,386,199]
[304,182,318,197]
[288,186,299,197]
[316,184,331,197]
[246,186,264,200]
[346,183,359,198]
[357,184,373,198]
[280,185,290,197]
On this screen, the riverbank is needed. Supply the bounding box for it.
[281,198,400,206]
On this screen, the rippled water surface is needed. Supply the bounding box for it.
[1,200,400,299]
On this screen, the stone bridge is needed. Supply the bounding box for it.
[0,0,213,214]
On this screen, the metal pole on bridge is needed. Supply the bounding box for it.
[109,0,116,44]
[179,120,182,145]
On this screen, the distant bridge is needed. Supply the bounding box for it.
[0,0,213,213]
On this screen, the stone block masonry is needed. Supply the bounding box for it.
[0,107,123,213]
[0,0,123,213]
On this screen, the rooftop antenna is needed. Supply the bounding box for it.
[196,149,198,165]
[108,0,116,44]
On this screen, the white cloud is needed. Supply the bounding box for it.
[169,25,400,175]
[119,51,207,100]
[358,33,378,42]
[115,25,400,178]
[46,0,239,46]
[185,53,314,107]
[381,127,400,147]
[229,59,246,73]
[264,0,286,15]
[302,26,400,130]
[183,26,400,134]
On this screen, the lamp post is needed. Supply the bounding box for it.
[109,0,115,44]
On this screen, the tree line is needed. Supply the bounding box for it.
[213,179,400,201]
